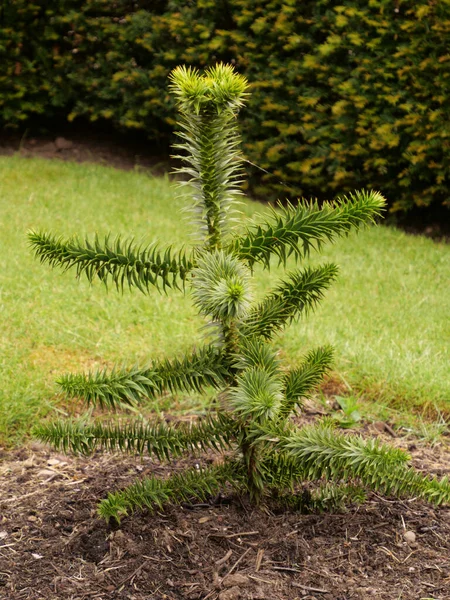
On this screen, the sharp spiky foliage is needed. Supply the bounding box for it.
[230,190,386,269]
[33,412,236,458]
[278,424,450,505]
[31,64,449,524]
[242,264,338,339]
[98,461,245,523]
[233,337,281,377]
[170,64,248,249]
[192,250,253,322]
[281,346,334,415]
[57,345,230,409]
[230,367,284,423]
[28,231,193,293]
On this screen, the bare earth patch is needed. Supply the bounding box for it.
[0,129,168,174]
[0,427,449,600]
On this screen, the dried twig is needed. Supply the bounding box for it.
[116,560,147,588]
[227,547,251,575]
[215,549,233,566]
[209,531,259,539]
[248,574,274,585]
[272,566,302,573]
[377,546,401,564]
[292,582,330,594]
[3,490,42,503]
[255,548,264,572]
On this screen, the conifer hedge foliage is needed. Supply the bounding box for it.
[2,1,449,213]
[30,65,450,523]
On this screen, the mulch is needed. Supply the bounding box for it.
[0,426,449,600]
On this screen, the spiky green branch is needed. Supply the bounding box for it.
[231,190,385,268]
[233,337,281,377]
[28,231,193,293]
[280,346,334,416]
[242,265,338,339]
[98,461,245,523]
[33,412,236,458]
[58,345,230,408]
[279,424,450,504]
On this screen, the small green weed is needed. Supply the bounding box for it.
[332,395,362,428]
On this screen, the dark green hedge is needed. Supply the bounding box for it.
[1,1,449,213]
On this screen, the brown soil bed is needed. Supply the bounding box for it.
[0,128,169,174]
[1,428,449,600]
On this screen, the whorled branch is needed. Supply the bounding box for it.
[98,460,246,523]
[280,346,334,416]
[230,190,386,268]
[28,231,193,293]
[33,412,236,458]
[242,264,338,340]
[58,345,231,409]
[278,424,450,504]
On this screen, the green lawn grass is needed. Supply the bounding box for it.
[1,155,449,444]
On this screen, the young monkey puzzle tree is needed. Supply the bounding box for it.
[30,65,450,522]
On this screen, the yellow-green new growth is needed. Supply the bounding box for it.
[170,64,249,250]
[169,63,249,115]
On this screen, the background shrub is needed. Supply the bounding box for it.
[1,0,449,214]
